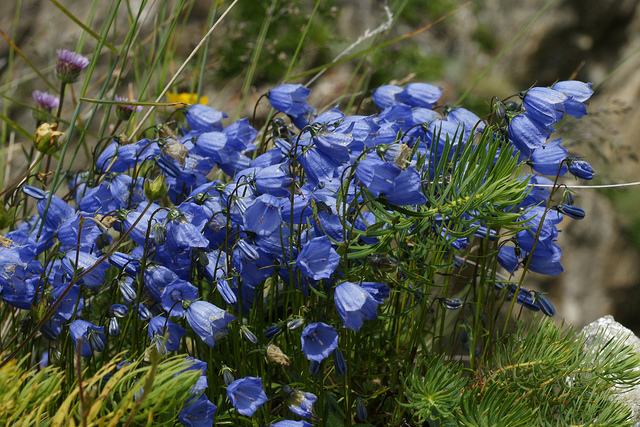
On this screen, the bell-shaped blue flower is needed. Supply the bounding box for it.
[178,395,217,427]
[552,80,594,118]
[269,84,312,117]
[243,194,282,237]
[334,281,388,332]
[296,236,340,281]
[372,85,403,109]
[301,322,339,362]
[522,87,567,128]
[186,104,227,132]
[62,251,109,287]
[161,279,199,317]
[185,300,236,347]
[529,138,567,177]
[282,385,317,419]
[226,376,268,417]
[69,319,106,358]
[148,316,187,352]
[508,113,552,155]
[394,82,442,108]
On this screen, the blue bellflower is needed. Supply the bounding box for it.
[178,395,217,427]
[226,376,269,417]
[334,281,389,332]
[185,301,236,347]
[282,385,317,419]
[301,322,339,362]
[296,236,340,281]
[148,316,187,352]
[69,319,106,358]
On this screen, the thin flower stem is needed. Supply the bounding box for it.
[127,0,240,140]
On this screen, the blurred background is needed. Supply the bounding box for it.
[1,0,639,332]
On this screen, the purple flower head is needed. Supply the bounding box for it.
[114,95,143,121]
[269,84,312,117]
[33,90,60,110]
[56,49,90,83]
[301,322,339,362]
[281,385,317,419]
[334,281,389,332]
[185,300,236,347]
[226,376,268,417]
[148,316,187,353]
[69,319,105,358]
[296,236,340,281]
[178,395,217,427]
[186,104,227,132]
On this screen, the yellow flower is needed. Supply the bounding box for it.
[166,92,209,107]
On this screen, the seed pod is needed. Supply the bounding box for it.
[266,344,291,367]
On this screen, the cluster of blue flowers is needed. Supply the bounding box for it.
[0,46,595,424]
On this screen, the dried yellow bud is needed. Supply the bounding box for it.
[266,344,291,367]
[33,122,65,154]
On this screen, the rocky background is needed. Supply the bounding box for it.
[1,0,640,332]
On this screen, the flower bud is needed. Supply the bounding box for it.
[557,204,586,220]
[333,348,347,376]
[144,173,168,202]
[265,324,283,340]
[240,325,258,344]
[356,398,368,421]
[108,317,121,337]
[221,365,235,386]
[156,156,182,178]
[119,278,137,304]
[108,304,130,318]
[566,156,595,180]
[443,298,463,310]
[287,318,305,331]
[534,293,556,317]
[309,360,321,375]
[152,224,166,246]
[88,330,106,352]
[33,122,65,154]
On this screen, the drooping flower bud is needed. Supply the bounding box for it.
[333,348,347,376]
[557,204,586,220]
[356,398,368,421]
[33,122,65,154]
